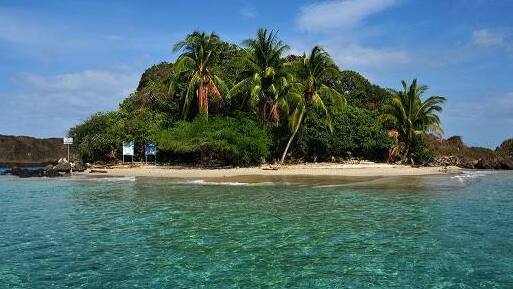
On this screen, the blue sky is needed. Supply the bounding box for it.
[0,0,512,148]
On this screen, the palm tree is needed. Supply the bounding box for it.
[229,29,290,124]
[280,46,346,164]
[381,79,446,163]
[169,32,227,119]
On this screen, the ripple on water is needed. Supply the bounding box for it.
[0,173,513,288]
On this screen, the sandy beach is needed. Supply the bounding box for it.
[84,162,461,179]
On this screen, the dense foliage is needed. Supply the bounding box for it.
[69,29,446,166]
[297,106,392,161]
[156,115,270,166]
[69,112,121,161]
[381,79,446,164]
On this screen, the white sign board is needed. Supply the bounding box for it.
[145,144,157,156]
[123,141,134,156]
[63,137,73,144]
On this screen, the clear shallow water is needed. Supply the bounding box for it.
[1,172,512,288]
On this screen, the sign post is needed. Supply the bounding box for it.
[63,137,73,161]
[122,141,135,164]
[144,143,157,165]
[63,137,73,174]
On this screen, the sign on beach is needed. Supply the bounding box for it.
[63,137,73,144]
[145,144,157,156]
[123,141,134,156]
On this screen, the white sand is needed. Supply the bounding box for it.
[83,162,460,179]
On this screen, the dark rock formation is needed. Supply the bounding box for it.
[2,159,90,177]
[54,161,71,172]
[429,135,513,170]
[0,135,67,166]
[498,138,513,158]
[5,167,62,178]
[73,161,86,172]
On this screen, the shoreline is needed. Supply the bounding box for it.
[81,163,461,179]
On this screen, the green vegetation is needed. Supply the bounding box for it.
[381,79,446,164]
[156,115,269,166]
[229,29,291,123]
[69,29,447,166]
[280,46,346,163]
[170,32,227,119]
[297,106,392,162]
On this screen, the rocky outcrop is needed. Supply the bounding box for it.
[2,159,88,178]
[429,135,513,170]
[498,139,513,158]
[0,135,67,165]
[3,167,61,178]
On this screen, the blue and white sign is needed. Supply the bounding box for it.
[122,141,134,156]
[145,144,157,156]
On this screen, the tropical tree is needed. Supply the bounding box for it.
[280,46,346,164]
[229,28,290,124]
[381,79,446,163]
[169,32,227,119]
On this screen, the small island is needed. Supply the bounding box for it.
[1,2,513,287]
[58,29,511,178]
[2,30,512,178]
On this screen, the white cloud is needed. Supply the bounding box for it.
[16,69,138,113]
[0,10,51,45]
[297,0,398,32]
[240,4,257,18]
[443,92,513,147]
[446,92,513,123]
[327,44,409,69]
[472,29,504,47]
[0,69,139,137]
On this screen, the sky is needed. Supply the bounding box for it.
[0,0,512,148]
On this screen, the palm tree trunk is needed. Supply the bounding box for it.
[198,80,208,118]
[280,108,305,164]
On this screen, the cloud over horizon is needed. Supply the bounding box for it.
[294,0,408,70]
[0,69,139,137]
[297,0,398,32]
[472,29,505,47]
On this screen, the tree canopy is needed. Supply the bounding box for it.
[69,29,446,166]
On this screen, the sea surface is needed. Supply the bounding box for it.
[1,171,512,288]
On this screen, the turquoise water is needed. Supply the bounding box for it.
[1,172,512,288]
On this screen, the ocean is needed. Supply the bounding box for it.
[1,171,512,288]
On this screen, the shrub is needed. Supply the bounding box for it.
[69,108,167,162]
[68,112,122,161]
[297,105,392,161]
[155,115,270,166]
[410,138,436,165]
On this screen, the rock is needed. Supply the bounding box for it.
[7,167,45,178]
[90,169,108,173]
[44,168,60,177]
[54,161,71,172]
[498,158,513,170]
[498,138,513,158]
[3,164,66,178]
[446,136,464,147]
[73,161,85,172]
[476,158,493,169]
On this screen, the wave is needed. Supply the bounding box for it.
[179,179,277,186]
[184,179,253,186]
[67,176,137,182]
[451,170,494,183]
